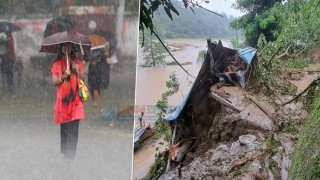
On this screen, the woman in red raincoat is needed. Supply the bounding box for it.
[51,42,85,160]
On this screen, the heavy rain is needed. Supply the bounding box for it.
[0,0,138,179]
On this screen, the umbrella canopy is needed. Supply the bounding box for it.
[88,34,109,50]
[0,21,21,33]
[39,30,92,53]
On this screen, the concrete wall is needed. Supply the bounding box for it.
[119,14,139,58]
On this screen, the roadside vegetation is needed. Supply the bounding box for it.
[143,72,180,179]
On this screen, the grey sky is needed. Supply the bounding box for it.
[202,0,245,17]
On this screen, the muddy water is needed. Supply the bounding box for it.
[133,39,231,179]
[135,39,231,121]
[133,137,168,180]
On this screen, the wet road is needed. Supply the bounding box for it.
[0,118,132,179]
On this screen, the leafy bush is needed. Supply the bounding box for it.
[291,89,320,179]
[197,50,206,63]
[166,61,192,66]
[156,72,180,142]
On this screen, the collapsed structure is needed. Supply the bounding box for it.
[164,39,258,169]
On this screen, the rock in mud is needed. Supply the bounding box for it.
[239,134,256,145]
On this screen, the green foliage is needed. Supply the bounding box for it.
[291,90,320,179]
[230,37,245,49]
[285,58,310,69]
[251,44,294,95]
[144,152,167,180]
[140,32,167,67]
[166,61,192,66]
[155,72,180,142]
[197,50,206,63]
[231,0,284,46]
[151,74,180,180]
[139,0,179,35]
[266,133,281,156]
[302,83,320,112]
[304,0,320,14]
[280,117,303,134]
[230,166,247,177]
[251,0,320,94]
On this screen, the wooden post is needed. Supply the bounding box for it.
[166,121,178,172]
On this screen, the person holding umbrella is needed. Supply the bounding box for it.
[40,31,91,161]
[87,34,110,108]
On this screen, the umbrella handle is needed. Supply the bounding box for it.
[80,41,84,56]
[66,49,70,70]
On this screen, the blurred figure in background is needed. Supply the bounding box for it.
[0,30,16,91]
[87,34,112,108]
[88,49,108,107]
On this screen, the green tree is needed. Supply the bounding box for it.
[139,0,179,35]
[140,32,166,67]
[230,0,283,46]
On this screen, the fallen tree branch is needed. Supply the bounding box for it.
[247,95,275,120]
[257,44,270,57]
[282,76,320,105]
[268,48,282,69]
[228,150,266,173]
[276,44,292,60]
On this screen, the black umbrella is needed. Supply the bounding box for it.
[39,30,92,54]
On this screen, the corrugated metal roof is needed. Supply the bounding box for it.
[134,127,147,144]
[237,47,256,64]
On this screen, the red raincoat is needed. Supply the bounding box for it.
[6,34,15,61]
[51,55,85,124]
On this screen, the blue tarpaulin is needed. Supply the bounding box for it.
[164,87,192,121]
[237,47,257,64]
